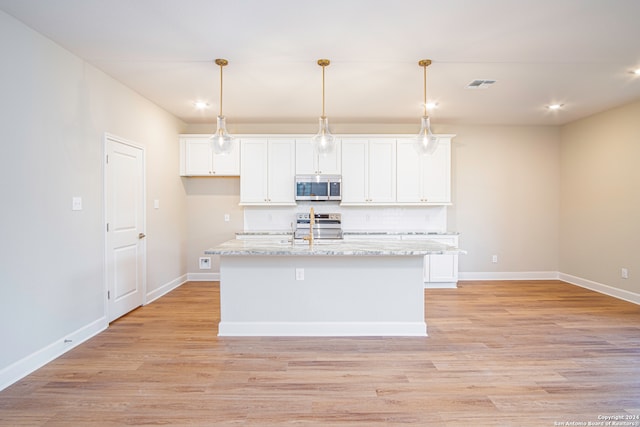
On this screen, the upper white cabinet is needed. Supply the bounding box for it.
[179,135,240,176]
[396,137,451,204]
[341,138,397,204]
[240,138,296,205]
[295,139,341,175]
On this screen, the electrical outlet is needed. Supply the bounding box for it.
[621,268,628,279]
[492,255,498,263]
[199,257,211,270]
[295,268,304,281]
[224,214,230,222]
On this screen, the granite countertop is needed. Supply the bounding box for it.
[236,230,459,237]
[206,238,465,257]
[343,230,459,236]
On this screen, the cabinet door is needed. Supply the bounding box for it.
[211,139,240,176]
[396,140,422,202]
[295,139,316,174]
[368,139,396,203]
[295,139,341,175]
[341,139,369,203]
[183,137,213,176]
[429,254,459,283]
[421,137,451,204]
[266,139,295,204]
[240,139,269,203]
[317,140,341,175]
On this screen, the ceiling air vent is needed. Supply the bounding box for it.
[466,79,496,89]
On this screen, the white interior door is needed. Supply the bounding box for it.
[105,135,145,322]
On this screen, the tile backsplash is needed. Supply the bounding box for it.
[243,203,448,232]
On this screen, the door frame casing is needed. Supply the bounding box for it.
[103,133,147,323]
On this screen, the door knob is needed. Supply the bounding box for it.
[138,233,146,239]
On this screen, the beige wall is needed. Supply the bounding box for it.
[559,99,640,294]
[185,177,243,274]
[0,11,187,372]
[442,124,561,274]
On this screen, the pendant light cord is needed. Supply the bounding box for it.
[219,62,224,117]
[215,58,228,117]
[321,63,326,118]
[422,64,427,117]
[317,59,330,118]
[419,59,431,118]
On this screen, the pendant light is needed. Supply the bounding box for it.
[414,59,438,155]
[312,59,336,155]
[209,58,234,155]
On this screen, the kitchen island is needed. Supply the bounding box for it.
[205,238,462,337]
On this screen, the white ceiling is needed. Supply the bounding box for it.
[1,0,640,126]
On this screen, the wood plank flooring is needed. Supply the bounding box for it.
[1,280,639,426]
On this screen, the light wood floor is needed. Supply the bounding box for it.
[1,280,639,426]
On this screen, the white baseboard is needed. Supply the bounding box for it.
[145,274,188,305]
[187,272,220,281]
[424,282,458,289]
[218,321,427,337]
[559,273,640,305]
[1,272,191,392]
[459,271,560,281]
[0,317,106,392]
[459,271,639,306]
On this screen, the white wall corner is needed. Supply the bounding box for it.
[145,274,189,305]
[559,273,640,306]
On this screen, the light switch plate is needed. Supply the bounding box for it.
[72,196,82,211]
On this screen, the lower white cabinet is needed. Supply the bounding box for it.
[401,235,459,288]
[344,233,459,288]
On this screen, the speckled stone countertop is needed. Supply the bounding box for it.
[235,230,459,237]
[206,238,465,257]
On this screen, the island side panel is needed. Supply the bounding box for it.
[218,255,426,336]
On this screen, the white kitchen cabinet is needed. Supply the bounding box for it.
[179,135,240,176]
[402,234,459,288]
[240,138,296,205]
[396,137,451,204]
[341,138,396,204]
[295,139,341,175]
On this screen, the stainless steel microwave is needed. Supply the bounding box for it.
[295,175,342,201]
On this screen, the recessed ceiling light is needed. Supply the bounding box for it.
[425,102,439,110]
[193,101,209,109]
[632,68,640,76]
[546,103,564,111]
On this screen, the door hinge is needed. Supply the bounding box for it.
[106,223,109,232]
[106,154,109,164]
[107,290,111,300]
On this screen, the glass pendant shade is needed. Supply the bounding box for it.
[414,116,438,155]
[311,59,336,156]
[312,116,335,156]
[209,58,233,155]
[414,59,438,155]
[210,115,233,155]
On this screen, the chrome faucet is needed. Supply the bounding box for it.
[303,207,315,246]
